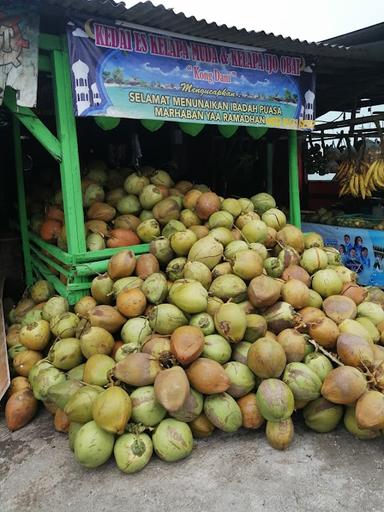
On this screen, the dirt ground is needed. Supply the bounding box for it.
[1,408,383,512]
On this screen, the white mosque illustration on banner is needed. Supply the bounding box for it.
[72,59,101,115]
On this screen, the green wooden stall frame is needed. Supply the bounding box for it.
[6,32,302,304]
[6,33,149,304]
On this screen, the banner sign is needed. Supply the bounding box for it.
[67,18,316,130]
[0,1,39,107]
[302,222,384,287]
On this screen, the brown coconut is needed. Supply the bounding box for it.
[336,333,375,368]
[308,317,339,350]
[355,390,384,430]
[170,325,205,366]
[107,250,136,280]
[299,306,326,326]
[321,366,367,405]
[135,253,160,279]
[247,337,287,378]
[195,192,221,220]
[88,305,126,333]
[341,282,367,305]
[276,225,305,254]
[237,393,265,429]
[113,352,161,386]
[277,328,307,362]
[154,366,190,412]
[248,275,282,308]
[5,389,38,431]
[186,358,230,394]
[322,295,357,324]
[281,265,311,286]
[281,279,310,309]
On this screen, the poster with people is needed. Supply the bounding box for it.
[302,223,384,287]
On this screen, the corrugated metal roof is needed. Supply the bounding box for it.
[41,0,370,60]
[322,22,384,46]
[40,0,384,115]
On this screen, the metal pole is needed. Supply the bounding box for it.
[288,130,301,228]
[266,142,273,195]
[12,118,34,286]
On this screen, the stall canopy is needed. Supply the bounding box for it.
[321,23,384,113]
[41,0,384,117]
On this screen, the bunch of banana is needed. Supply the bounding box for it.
[364,158,384,192]
[337,158,384,199]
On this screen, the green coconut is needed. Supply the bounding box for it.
[300,248,328,274]
[183,261,212,290]
[304,353,333,382]
[204,392,242,432]
[64,385,103,423]
[190,313,215,335]
[142,273,168,305]
[30,280,55,303]
[282,362,322,401]
[187,236,224,269]
[231,341,252,365]
[47,378,83,410]
[82,354,115,386]
[244,314,267,342]
[214,302,247,343]
[114,433,153,474]
[32,367,66,401]
[148,304,188,335]
[152,419,193,462]
[357,302,384,326]
[48,338,83,370]
[311,269,343,298]
[170,389,204,422]
[303,397,343,433]
[251,193,276,214]
[74,420,115,468]
[121,317,152,345]
[208,210,234,229]
[92,386,132,434]
[130,386,167,427]
[166,257,187,281]
[209,274,247,303]
[256,378,294,421]
[169,279,208,314]
[203,334,232,364]
[42,296,69,322]
[223,361,256,398]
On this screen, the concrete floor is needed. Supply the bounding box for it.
[1,408,383,512]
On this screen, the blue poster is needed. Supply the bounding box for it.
[303,222,384,287]
[66,18,316,130]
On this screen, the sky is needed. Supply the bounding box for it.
[122,0,384,42]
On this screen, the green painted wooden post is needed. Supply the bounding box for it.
[12,118,34,286]
[50,36,88,303]
[50,40,86,256]
[288,130,301,228]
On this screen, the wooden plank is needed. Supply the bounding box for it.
[51,43,86,254]
[4,89,62,162]
[39,33,62,51]
[0,275,10,401]
[13,119,34,286]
